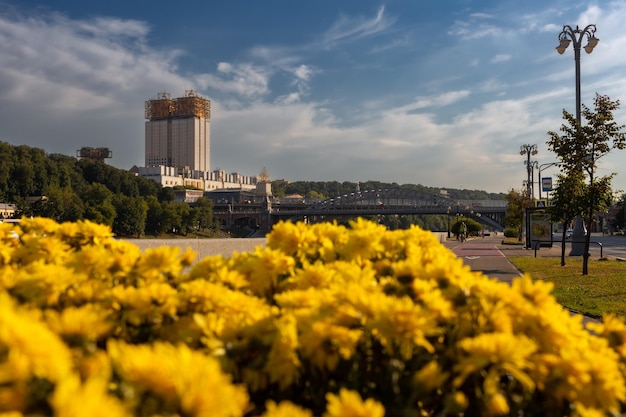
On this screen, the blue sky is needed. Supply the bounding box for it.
[1,1,626,194]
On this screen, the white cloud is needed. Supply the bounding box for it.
[196,62,270,98]
[321,6,395,46]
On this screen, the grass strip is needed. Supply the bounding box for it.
[508,257,626,319]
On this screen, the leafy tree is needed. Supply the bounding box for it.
[547,93,626,275]
[193,197,216,231]
[81,183,116,226]
[160,201,183,235]
[27,185,85,222]
[503,188,532,241]
[144,195,165,235]
[176,202,193,235]
[112,194,147,237]
[546,171,585,265]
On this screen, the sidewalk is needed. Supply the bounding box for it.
[441,235,601,324]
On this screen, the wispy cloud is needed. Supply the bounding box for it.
[321,6,395,47]
[196,62,271,98]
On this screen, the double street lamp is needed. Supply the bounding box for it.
[556,25,599,124]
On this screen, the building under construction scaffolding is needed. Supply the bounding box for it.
[144,90,211,172]
[76,147,112,163]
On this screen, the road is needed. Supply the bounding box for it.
[551,233,626,259]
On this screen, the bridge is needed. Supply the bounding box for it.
[212,188,508,233]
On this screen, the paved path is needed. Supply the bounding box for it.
[449,242,521,284]
[443,235,600,324]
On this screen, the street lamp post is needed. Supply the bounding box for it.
[520,144,538,199]
[556,25,599,124]
[556,24,599,256]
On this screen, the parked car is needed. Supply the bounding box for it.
[566,229,574,239]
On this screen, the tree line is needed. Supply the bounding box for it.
[272,179,506,201]
[0,142,218,237]
[0,141,508,237]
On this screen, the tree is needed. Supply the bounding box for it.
[547,93,626,275]
[503,188,532,241]
[144,195,165,235]
[112,194,147,238]
[193,197,216,231]
[27,185,85,222]
[546,172,585,266]
[81,183,116,226]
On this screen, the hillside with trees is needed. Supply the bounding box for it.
[0,141,218,237]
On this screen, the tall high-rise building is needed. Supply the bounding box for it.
[144,90,211,172]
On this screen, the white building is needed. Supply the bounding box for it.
[133,165,258,191]
[145,90,211,172]
[139,90,260,191]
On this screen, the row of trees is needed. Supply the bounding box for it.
[272,179,505,201]
[0,142,218,237]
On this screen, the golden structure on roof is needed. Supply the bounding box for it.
[258,167,270,183]
[145,90,210,120]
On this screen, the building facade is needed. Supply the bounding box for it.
[140,90,261,192]
[145,90,211,172]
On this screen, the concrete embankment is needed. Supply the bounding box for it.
[123,238,268,261]
[124,232,448,261]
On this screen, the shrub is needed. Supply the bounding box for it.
[0,217,625,416]
[504,226,519,238]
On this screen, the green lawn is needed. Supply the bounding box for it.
[508,257,626,319]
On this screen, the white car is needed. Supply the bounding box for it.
[566,229,574,239]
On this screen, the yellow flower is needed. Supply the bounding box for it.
[454,332,536,392]
[0,292,73,383]
[232,247,295,298]
[414,360,449,392]
[336,218,387,263]
[44,305,112,344]
[51,375,129,417]
[261,400,313,417]
[108,340,249,417]
[324,389,385,417]
[587,314,626,359]
[135,246,194,281]
[370,295,438,360]
[299,318,363,371]
[264,314,301,389]
[485,392,509,416]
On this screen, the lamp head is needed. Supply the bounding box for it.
[584,36,599,54]
[556,38,571,54]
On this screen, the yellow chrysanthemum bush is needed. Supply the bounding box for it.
[1,217,625,416]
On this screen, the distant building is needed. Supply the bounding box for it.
[145,90,211,172]
[138,90,261,192]
[0,203,17,218]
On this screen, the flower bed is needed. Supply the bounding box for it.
[0,217,625,416]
